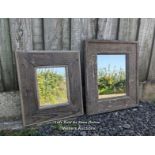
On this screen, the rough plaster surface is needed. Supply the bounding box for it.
[0,120,22,130]
[142,81,155,102]
[0,91,21,120]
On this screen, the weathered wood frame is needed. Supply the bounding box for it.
[85,40,139,115]
[15,50,83,126]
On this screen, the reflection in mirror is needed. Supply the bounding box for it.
[35,66,69,108]
[97,54,126,99]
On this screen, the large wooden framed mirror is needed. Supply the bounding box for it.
[85,40,139,115]
[15,51,83,126]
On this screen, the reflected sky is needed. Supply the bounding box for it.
[36,66,66,76]
[97,55,126,72]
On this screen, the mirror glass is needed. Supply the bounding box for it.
[35,66,69,108]
[97,54,126,99]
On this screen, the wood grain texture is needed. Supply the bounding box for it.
[148,37,155,80]
[70,18,97,108]
[138,18,155,81]
[32,18,44,50]
[118,19,140,95]
[9,18,33,89]
[0,19,15,91]
[44,18,70,50]
[70,18,97,83]
[0,59,4,91]
[97,18,118,40]
[71,18,97,50]
[85,40,138,115]
[9,19,33,51]
[1,18,155,97]
[16,50,83,126]
[118,18,139,41]
[62,18,70,50]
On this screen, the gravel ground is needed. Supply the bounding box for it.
[1,101,155,136]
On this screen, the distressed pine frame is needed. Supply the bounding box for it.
[15,50,83,126]
[85,40,139,115]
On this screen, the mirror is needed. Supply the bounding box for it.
[97,54,126,99]
[35,66,69,108]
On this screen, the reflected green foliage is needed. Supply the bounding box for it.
[98,66,126,95]
[36,69,68,106]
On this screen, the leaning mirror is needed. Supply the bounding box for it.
[15,51,83,126]
[85,40,138,115]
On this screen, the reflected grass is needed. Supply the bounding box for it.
[98,66,126,98]
[36,67,68,106]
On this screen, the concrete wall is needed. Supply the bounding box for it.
[0,91,21,120]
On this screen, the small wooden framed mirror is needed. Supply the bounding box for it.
[85,40,139,115]
[15,50,83,126]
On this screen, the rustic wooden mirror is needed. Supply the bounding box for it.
[15,51,83,126]
[85,40,139,115]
